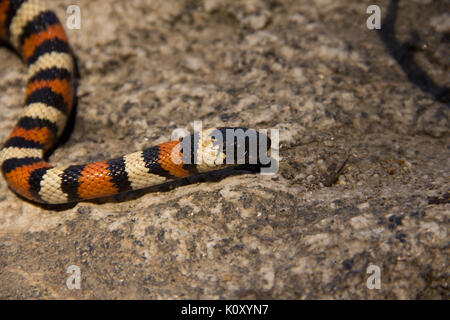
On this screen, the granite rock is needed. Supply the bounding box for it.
[0,0,448,299]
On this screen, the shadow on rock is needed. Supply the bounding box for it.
[377,0,449,105]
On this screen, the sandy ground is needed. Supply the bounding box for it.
[0,0,448,299]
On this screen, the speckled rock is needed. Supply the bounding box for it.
[0,0,448,299]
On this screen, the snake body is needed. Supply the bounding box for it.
[0,0,269,204]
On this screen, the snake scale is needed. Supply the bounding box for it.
[0,0,269,204]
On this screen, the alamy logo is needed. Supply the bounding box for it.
[66,265,81,290]
[366,264,381,289]
[66,5,81,30]
[366,5,381,30]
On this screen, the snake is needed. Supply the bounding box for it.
[0,0,270,205]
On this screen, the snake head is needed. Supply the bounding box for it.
[180,127,272,171]
[213,127,271,166]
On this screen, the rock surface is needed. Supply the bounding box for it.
[0,0,448,299]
